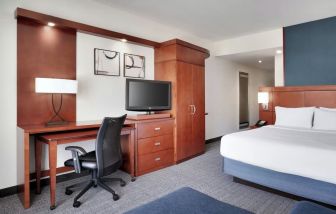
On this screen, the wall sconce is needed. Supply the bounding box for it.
[35,78,78,126]
[258,92,269,110]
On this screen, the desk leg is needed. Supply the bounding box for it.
[48,141,57,210]
[23,133,31,208]
[35,140,42,194]
[130,129,136,182]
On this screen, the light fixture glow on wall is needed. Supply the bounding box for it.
[121,38,127,43]
[35,78,78,126]
[258,92,269,110]
[258,60,262,63]
[47,22,56,27]
[276,49,283,54]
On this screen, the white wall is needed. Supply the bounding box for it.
[275,53,284,86]
[214,29,283,56]
[76,32,154,121]
[205,57,274,140]
[0,0,18,190]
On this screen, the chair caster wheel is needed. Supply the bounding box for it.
[73,201,81,208]
[94,184,98,188]
[50,205,56,210]
[131,177,136,182]
[65,189,73,195]
[120,181,126,187]
[113,194,120,201]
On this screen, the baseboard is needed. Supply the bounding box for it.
[205,136,222,144]
[0,170,89,198]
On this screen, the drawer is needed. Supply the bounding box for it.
[138,134,173,155]
[137,120,174,139]
[137,149,174,174]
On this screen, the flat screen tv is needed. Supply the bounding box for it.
[125,79,171,112]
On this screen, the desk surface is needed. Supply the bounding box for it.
[18,118,174,134]
[18,120,132,134]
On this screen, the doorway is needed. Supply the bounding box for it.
[239,72,249,129]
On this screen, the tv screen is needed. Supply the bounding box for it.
[126,79,171,111]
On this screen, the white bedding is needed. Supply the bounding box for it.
[220,125,336,184]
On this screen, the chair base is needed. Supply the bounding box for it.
[65,170,126,208]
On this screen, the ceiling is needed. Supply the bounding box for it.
[222,48,281,71]
[93,0,336,41]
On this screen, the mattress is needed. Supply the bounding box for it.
[220,125,336,184]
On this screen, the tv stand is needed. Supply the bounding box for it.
[127,113,171,121]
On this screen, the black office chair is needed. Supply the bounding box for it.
[64,114,127,208]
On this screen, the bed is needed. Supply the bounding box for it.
[220,125,336,206]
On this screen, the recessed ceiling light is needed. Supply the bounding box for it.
[258,60,262,63]
[276,50,283,54]
[121,38,127,43]
[47,22,55,27]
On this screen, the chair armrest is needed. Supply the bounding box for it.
[65,146,87,155]
[65,146,87,173]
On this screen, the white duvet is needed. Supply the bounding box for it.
[220,125,336,184]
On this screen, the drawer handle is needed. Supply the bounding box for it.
[154,127,161,131]
[155,157,161,161]
[154,142,161,146]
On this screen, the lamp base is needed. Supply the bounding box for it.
[46,120,69,127]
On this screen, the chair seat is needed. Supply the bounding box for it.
[64,151,97,169]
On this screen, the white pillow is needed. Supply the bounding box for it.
[313,108,336,130]
[275,106,315,128]
[320,107,336,111]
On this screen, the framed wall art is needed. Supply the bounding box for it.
[124,53,145,78]
[94,48,120,76]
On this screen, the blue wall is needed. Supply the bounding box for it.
[284,16,336,86]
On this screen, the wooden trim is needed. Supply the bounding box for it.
[159,39,210,57]
[15,8,160,48]
[260,85,336,92]
[273,85,336,92]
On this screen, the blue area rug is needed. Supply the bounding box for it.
[124,187,253,214]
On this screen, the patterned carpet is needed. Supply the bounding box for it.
[0,142,296,214]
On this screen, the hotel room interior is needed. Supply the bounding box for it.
[1,0,336,213]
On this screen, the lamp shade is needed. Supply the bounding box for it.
[35,78,78,94]
[258,92,269,104]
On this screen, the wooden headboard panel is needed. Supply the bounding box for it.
[259,85,336,124]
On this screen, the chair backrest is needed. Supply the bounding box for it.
[95,114,127,177]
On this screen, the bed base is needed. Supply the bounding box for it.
[223,157,336,207]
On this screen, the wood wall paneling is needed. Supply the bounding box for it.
[17,18,76,125]
[259,86,336,124]
[304,91,336,107]
[273,92,304,108]
[259,111,274,125]
[155,39,209,66]
[16,8,159,48]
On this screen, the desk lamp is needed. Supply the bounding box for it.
[35,78,78,126]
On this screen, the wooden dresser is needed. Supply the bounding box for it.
[134,118,175,176]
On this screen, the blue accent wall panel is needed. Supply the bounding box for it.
[284,16,336,86]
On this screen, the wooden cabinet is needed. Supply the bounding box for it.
[135,118,174,176]
[155,39,209,163]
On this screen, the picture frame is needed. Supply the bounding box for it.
[123,53,145,78]
[94,48,120,76]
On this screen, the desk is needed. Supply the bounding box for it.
[17,120,136,209]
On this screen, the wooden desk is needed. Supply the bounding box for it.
[17,120,136,209]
